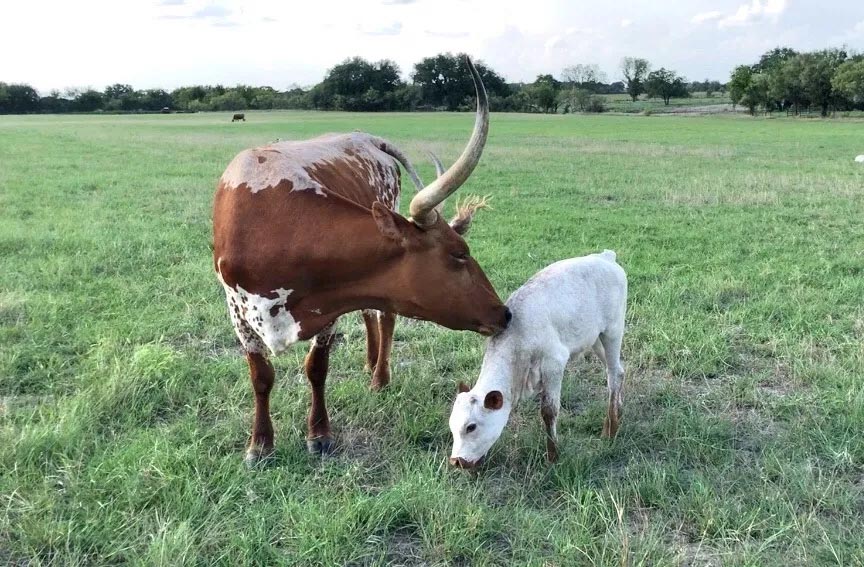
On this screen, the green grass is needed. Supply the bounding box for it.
[2,110,864,565]
[602,92,734,114]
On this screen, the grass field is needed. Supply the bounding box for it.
[2,110,864,565]
[602,92,734,114]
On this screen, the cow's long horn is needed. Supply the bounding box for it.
[426,151,446,178]
[409,56,489,228]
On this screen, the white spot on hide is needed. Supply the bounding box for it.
[220,132,400,198]
[216,262,301,355]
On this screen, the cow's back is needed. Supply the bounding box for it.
[213,132,404,296]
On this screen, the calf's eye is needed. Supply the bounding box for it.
[466,423,477,433]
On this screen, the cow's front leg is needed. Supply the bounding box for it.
[370,312,396,391]
[245,351,275,466]
[305,324,336,455]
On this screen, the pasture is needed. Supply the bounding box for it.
[2,110,864,565]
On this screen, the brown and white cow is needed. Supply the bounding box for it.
[213,57,511,464]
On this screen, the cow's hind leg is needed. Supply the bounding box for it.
[245,351,276,466]
[371,311,396,391]
[224,302,274,467]
[305,323,337,455]
[599,332,626,439]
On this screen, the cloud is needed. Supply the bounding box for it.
[193,4,232,19]
[691,11,722,24]
[718,0,787,28]
[358,21,402,36]
[620,19,633,28]
[424,29,469,38]
[157,0,186,5]
[383,0,418,4]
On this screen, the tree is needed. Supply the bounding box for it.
[104,83,139,111]
[798,49,847,116]
[412,53,508,110]
[527,74,560,113]
[315,57,408,110]
[739,73,770,115]
[770,57,808,114]
[72,89,104,112]
[728,66,753,109]
[752,47,798,74]
[645,68,689,105]
[620,57,650,102]
[210,90,246,111]
[833,59,864,107]
[140,89,172,111]
[561,64,607,93]
[0,83,40,113]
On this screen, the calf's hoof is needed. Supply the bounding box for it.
[244,444,274,468]
[546,443,559,464]
[306,436,335,455]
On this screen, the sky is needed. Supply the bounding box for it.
[1,0,862,93]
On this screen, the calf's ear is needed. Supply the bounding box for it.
[484,390,504,410]
[457,381,470,394]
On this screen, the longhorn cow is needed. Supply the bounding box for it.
[213,57,511,464]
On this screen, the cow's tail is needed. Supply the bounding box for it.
[374,138,425,193]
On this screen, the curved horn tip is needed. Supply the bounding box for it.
[408,55,489,226]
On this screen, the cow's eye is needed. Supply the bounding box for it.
[466,423,477,433]
[451,251,469,262]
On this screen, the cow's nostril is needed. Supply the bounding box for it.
[504,307,513,324]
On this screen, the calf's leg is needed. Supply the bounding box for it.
[599,332,626,438]
[539,355,567,463]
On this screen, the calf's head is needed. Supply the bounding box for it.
[448,382,508,469]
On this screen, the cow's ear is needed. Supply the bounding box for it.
[484,390,504,410]
[457,381,470,394]
[449,195,491,236]
[372,202,409,245]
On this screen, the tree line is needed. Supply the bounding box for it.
[2,48,861,115]
[728,47,864,116]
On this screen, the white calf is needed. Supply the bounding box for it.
[449,250,627,468]
[855,155,864,163]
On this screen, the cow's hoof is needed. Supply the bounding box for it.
[306,436,335,456]
[244,444,274,468]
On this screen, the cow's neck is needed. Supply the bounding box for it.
[288,196,411,339]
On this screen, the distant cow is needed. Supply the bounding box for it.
[232,113,245,122]
[855,155,864,163]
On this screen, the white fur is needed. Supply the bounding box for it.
[216,259,301,355]
[855,155,864,163]
[220,132,399,196]
[449,250,628,465]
